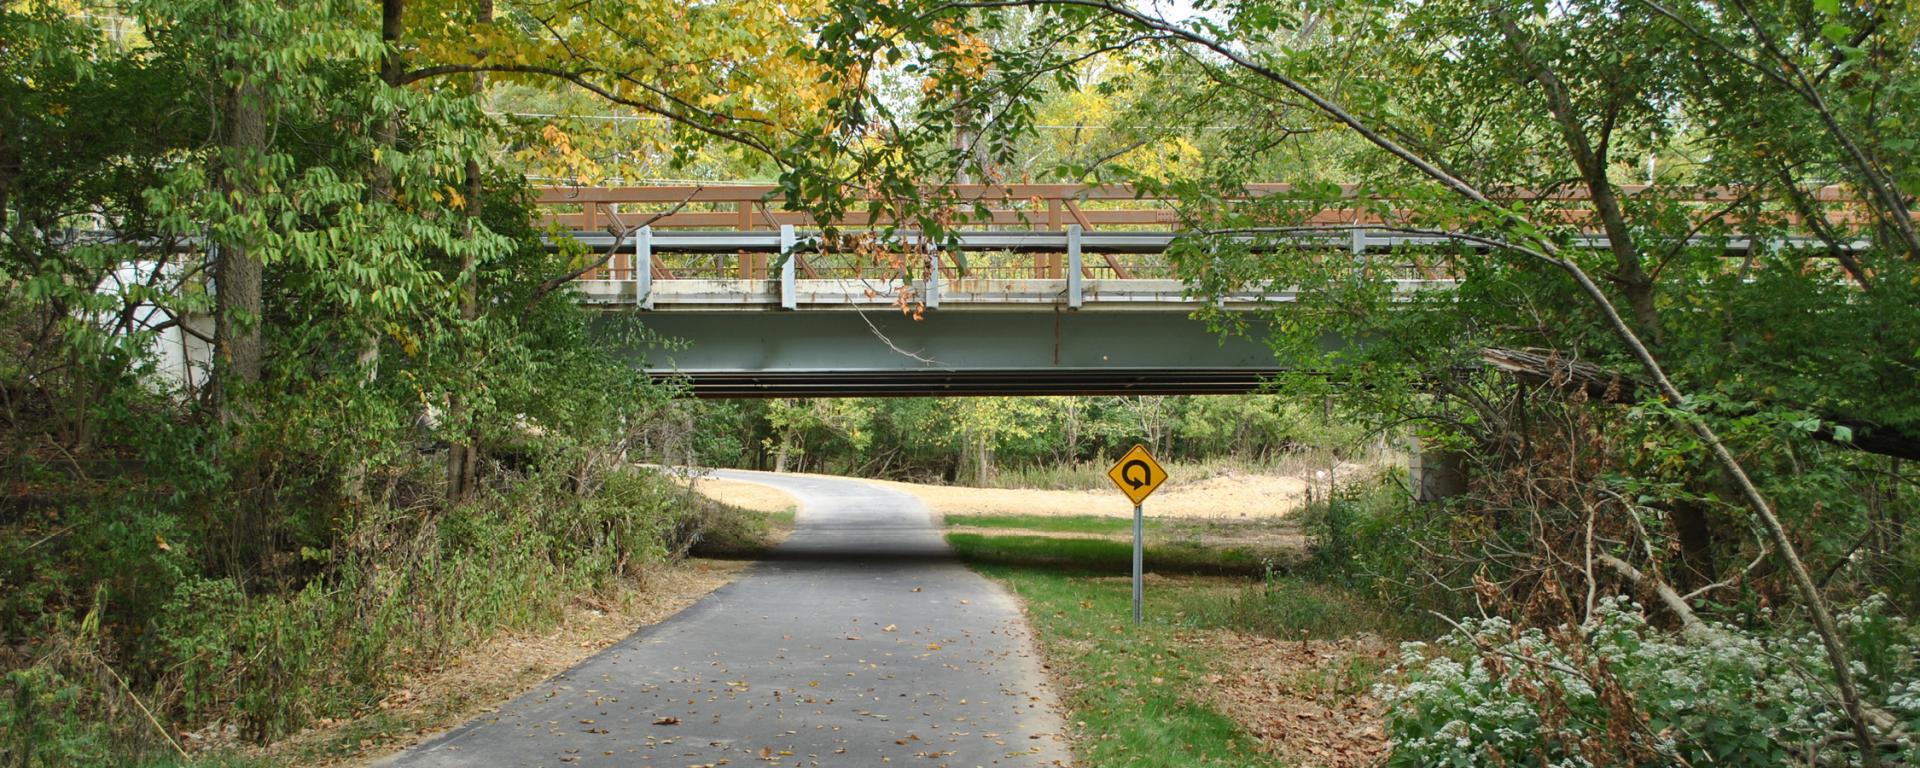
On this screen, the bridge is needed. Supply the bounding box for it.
[539,183,1872,397]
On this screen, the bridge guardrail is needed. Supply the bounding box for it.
[539,183,1893,305]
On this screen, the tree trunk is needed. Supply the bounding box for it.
[346,0,405,507]
[1495,15,1662,345]
[1060,398,1081,465]
[1493,16,1739,599]
[446,0,492,504]
[1670,498,1718,591]
[212,80,266,425]
[0,140,15,229]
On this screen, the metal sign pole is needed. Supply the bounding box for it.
[1132,502,1144,624]
[1107,443,1164,627]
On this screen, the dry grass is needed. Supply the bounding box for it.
[1180,631,1393,768]
[247,559,754,767]
[679,476,798,515]
[865,468,1359,521]
[944,522,1308,552]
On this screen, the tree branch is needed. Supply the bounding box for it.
[1597,552,1703,632]
[1629,0,1919,260]
[528,187,702,305]
[400,64,781,159]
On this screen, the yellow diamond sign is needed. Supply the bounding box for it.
[1106,444,1167,505]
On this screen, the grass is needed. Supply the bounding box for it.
[946,532,1271,577]
[1181,576,1423,640]
[979,457,1293,492]
[686,497,794,557]
[970,560,1287,768]
[947,529,1420,767]
[140,494,785,768]
[943,513,1163,535]
[975,451,1377,492]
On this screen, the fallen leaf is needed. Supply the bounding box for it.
[653,717,681,726]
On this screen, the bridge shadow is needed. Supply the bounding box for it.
[756,546,960,568]
[696,535,1282,580]
[944,532,1290,579]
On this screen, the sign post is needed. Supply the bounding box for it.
[1131,501,1143,624]
[1106,444,1167,625]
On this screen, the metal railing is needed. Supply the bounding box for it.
[541,183,1893,308]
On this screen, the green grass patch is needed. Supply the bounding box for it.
[945,533,1270,577]
[966,562,1282,767]
[943,513,1160,535]
[950,531,1420,766]
[768,506,797,527]
[1181,576,1424,640]
[686,498,792,558]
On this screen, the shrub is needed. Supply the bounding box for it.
[1377,597,1920,766]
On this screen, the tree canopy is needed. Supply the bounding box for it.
[4,0,1919,764]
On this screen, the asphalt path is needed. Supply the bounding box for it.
[385,468,1068,767]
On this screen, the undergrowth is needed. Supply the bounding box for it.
[0,467,747,767]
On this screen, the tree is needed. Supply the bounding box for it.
[800,0,1918,758]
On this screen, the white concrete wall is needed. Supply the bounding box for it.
[100,262,213,396]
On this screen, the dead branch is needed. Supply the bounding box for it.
[528,186,702,305]
[1597,552,1704,632]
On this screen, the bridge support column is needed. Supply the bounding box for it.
[1409,438,1468,504]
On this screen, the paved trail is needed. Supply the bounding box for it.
[387,469,1068,768]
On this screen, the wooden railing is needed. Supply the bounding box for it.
[537,183,1896,283]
